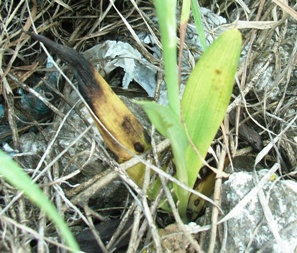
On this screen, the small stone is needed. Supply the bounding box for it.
[219,170,297,252]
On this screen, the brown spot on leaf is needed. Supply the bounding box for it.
[134,142,144,153]
[121,116,133,131]
[194,198,200,207]
[215,69,222,75]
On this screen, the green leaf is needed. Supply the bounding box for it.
[0,151,80,252]
[153,0,179,115]
[182,29,242,193]
[135,100,189,218]
[191,0,207,51]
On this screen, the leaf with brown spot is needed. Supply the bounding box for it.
[181,29,242,219]
[27,32,151,186]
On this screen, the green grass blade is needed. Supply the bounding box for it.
[135,100,189,219]
[182,29,242,199]
[154,0,179,115]
[0,151,80,252]
[191,0,207,51]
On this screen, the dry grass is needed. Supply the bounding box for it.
[0,0,297,252]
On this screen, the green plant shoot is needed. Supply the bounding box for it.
[183,29,242,218]
[191,0,207,51]
[136,0,191,218]
[135,101,189,218]
[153,0,179,115]
[137,0,242,222]
[0,151,80,252]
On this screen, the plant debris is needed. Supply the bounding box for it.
[0,0,297,252]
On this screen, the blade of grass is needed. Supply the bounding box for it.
[191,0,207,51]
[0,151,80,252]
[154,0,179,116]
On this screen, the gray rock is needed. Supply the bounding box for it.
[220,170,297,253]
